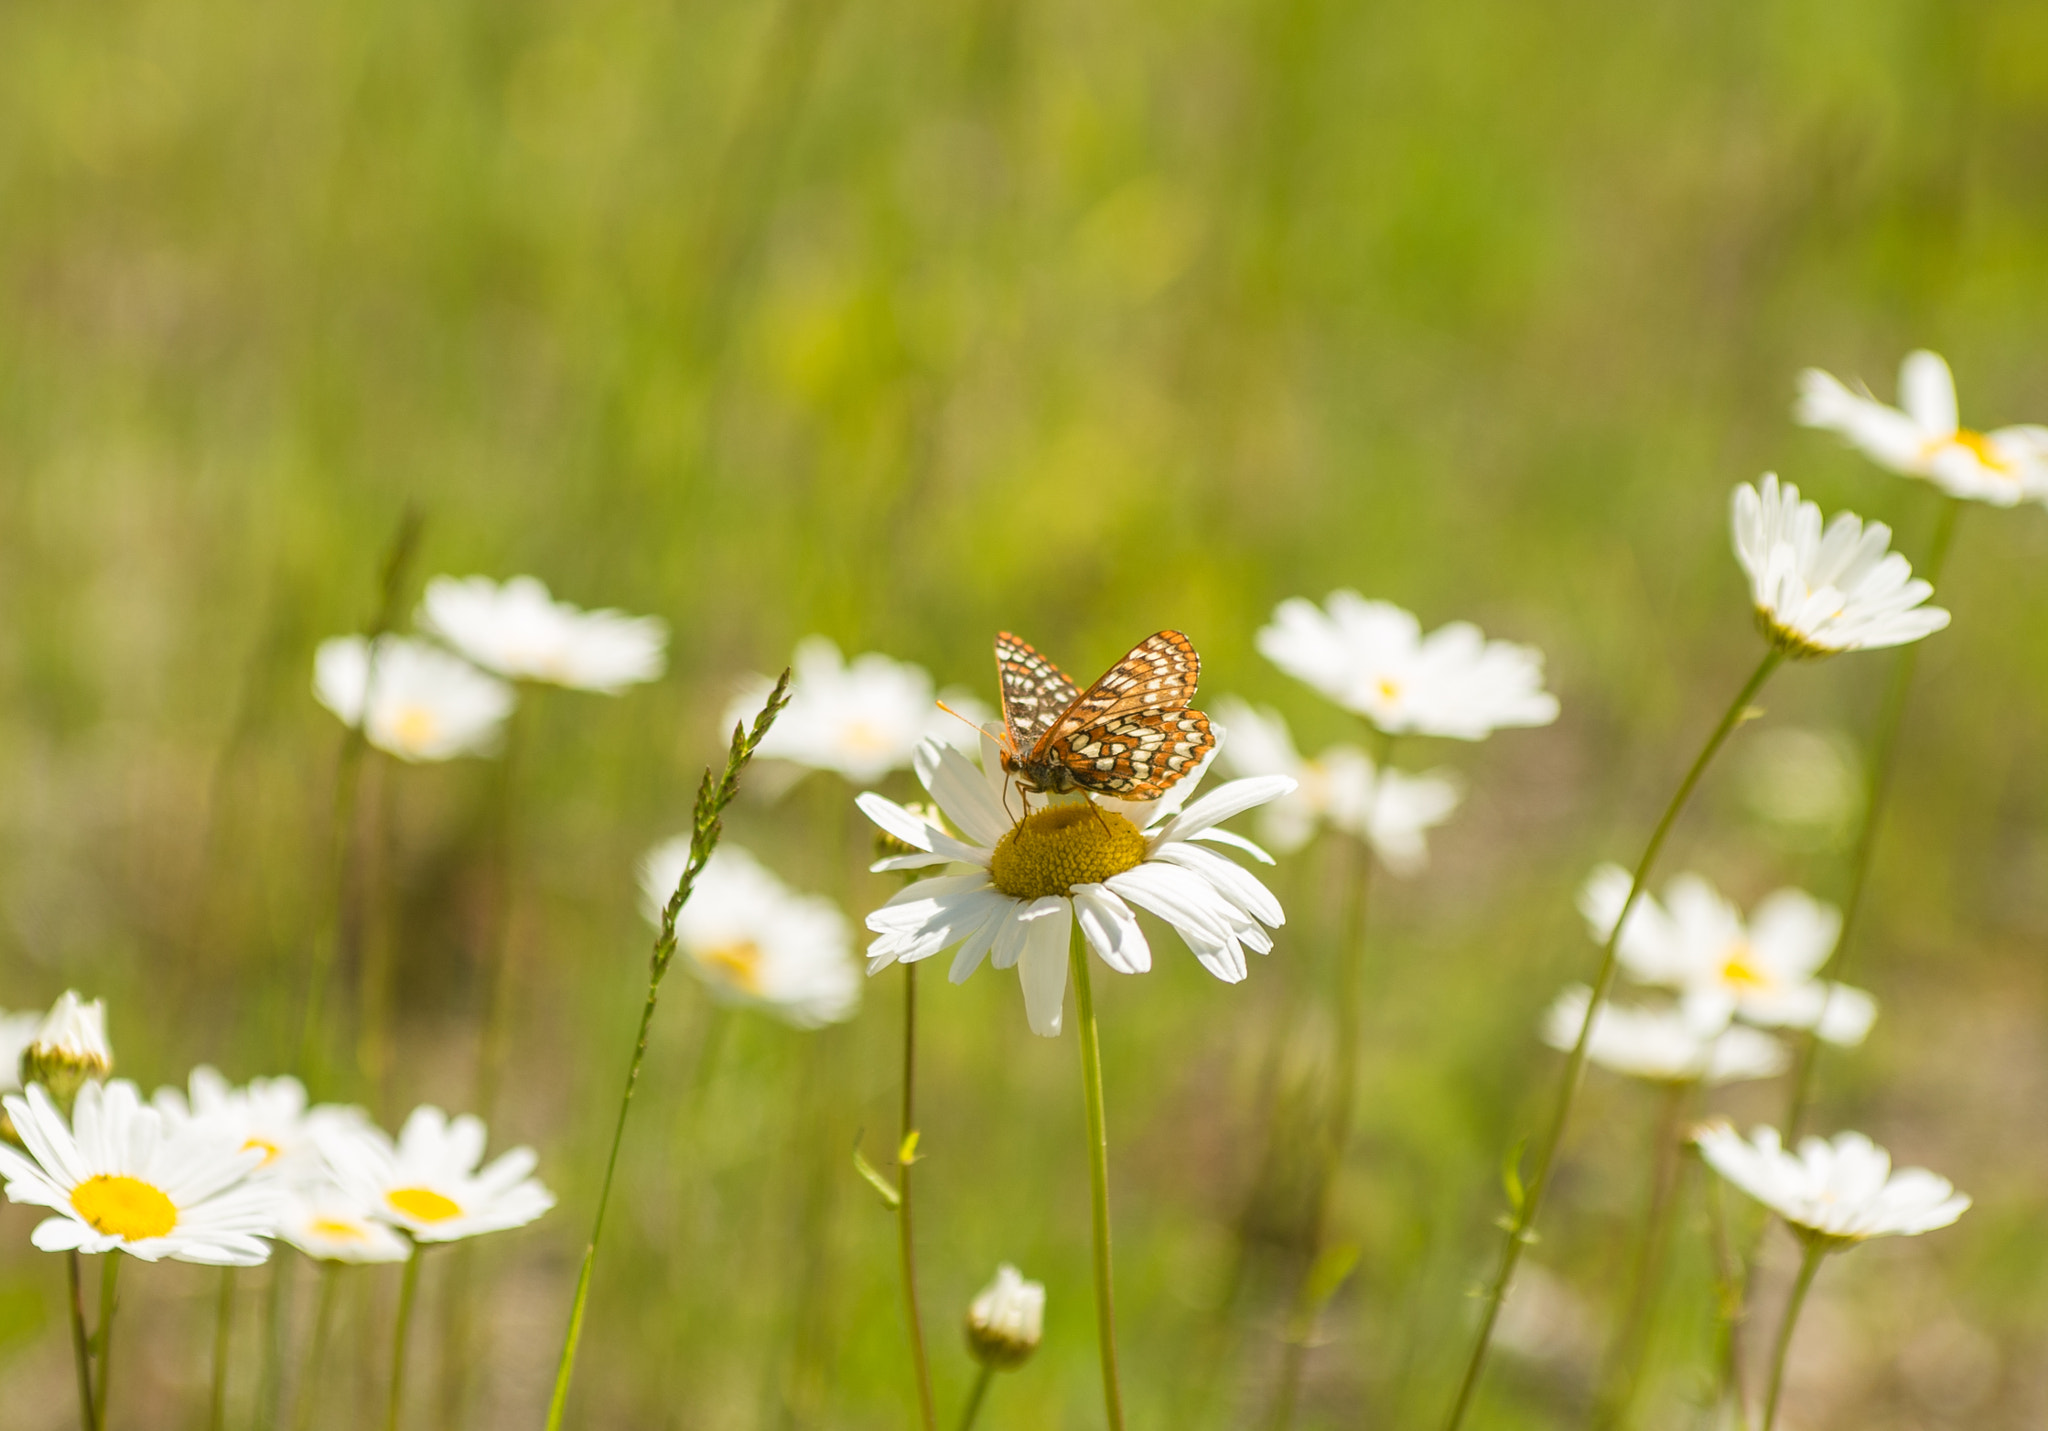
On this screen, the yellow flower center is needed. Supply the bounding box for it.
[70,1174,177,1241]
[988,804,1147,899]
[1376,677,1401,703]
[310,1217,367,1241]
[242,1137,281,1168]
[842,719,891,755]
[387,1187,463,1223]
[390,705,440,752]
[1943,429,2014,476]
[1719,944,1769,989]
[697,941,766,994]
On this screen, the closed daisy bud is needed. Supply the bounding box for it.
[965,1263,1045,1369]
[21,992,111,1112]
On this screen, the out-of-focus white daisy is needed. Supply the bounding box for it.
[313,635,515,762]
[153,1068,368,1186]
[0,1009,50,1094]
[1693,1122,1969,1243]
[1797,350,2048,507]
[1211,698,1461,873]
[0,1081,283,1265]
[276,1187,412,1264]
[725,637,993,785]
[1256,592,1558,739]
[1579,866,1876,1046]
[1731,476,1950,659]
[966,1263,1046,1369]
[638,841,861,1029]
[860,732,1292,1036]
[1542,984,1787,1085]
[320,1105,552,1244]
[419,574,667,693]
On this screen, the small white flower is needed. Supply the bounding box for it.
[1579,866,1876,1046]
[1542,984,1787,1085]
[152,1068,369,1187]
[0,1009,42,1093]
[1256,592,1558,739]
[419,574,667,693]
[319,1105,552,1244]
[726,637,991,784]
[1212,698,1461,873]
[0,1081,284,1264]
[1797,350,2048,506]
[313,635,515,762]
[860,732,1292,1036]
[277,1187,413,1264]
[1693,1122,1970,1242]
[20,991,113,1099]
[1731,475,1951,658]
[966,1263,1046,1369]
[639,841,861,1029]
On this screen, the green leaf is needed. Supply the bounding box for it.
[897,1129,922,1166]
[852,1146,902,1210]
[1501,1137,1528,1214]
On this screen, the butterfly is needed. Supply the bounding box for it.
[993,630,1216,802]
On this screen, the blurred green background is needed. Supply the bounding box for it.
[3,0,2048,1424]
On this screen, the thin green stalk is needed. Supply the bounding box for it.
[260,1250,295,1430]
[210,1267,237,1431]
[93,1253,119,1431]
[386,1248,423,1431]
[1760,1241,1827,1431]
[542,673,790,1431]
[1593,1080,1693,1429]
[67,1252,95,1431]
[1704,1172,1753,1431]
[1071,921,1126,1431]
[293,1265,344,1431]
[1443,648,1783,1431]
[897,962,937,1431]
[955,1365,995,1431]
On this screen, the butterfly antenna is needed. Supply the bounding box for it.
[935,700,987,740]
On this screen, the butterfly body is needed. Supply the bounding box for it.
[994,630,1216,804]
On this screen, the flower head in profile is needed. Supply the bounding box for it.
[1693,1122,1969,1244]
[319,1105,552,1244]
[0,1081,283,1264]
[277,1187,412,1264]
[1798,350,2048,507]
[1212,698,1461,873]
[1579,865,1876,1046]
[966,1263,1046,1369]
[419,574,667,693]
[1731,475,1950,659]
[20,991,112,1107]
[153,1067,368,1186]
[1256,593,1558,739]
[861,732,1292,1036]
[313,635,515,762]
[638,841,861,1029]
[1542,985,1786,1086]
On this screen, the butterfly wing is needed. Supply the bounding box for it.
[995,632,1081,760]
[1037,630,1216,799]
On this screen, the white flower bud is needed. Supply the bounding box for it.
[965,1263,1044,1369]
[21,992,112,1111]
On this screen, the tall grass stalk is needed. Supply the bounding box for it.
[1070,920,1126,1431]
[386,1247,423,1431]
[896,962,937,1431]
[1443,648,1783,1430]
[542,671,791,1430]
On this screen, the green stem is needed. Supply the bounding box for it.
[93,1253,119,1431]
[1704,1173,1753,1431]
[897,962,938,1431]
[293,1265,343,1431]
[1443,648,1783,1431]
[260,1249,294,1430]
[955,1365,996,1431]
[385,1248,423,1431]
[1593,1080,1692,1429]
[67,1253,96,1431]
[1760,1241,1827,1431]
[1071,922,1126,1431]
[210,1267,236,1431]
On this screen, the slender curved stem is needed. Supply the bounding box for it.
[210,1267,236,1431]
[1761,1240,1826,1431]
[1071,922,1126,1431]
[93,1253,119,1431]
[1443,648,1783,1431]
[386,1248,423,1431]
[293,1265,343,1431]
[67,1253,96,1431]
[955,1365,995,1431]
[897,962,937,1430]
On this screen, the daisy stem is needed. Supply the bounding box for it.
[1592,1079,1693,1430]
[293,1265,343,1431]
[385,1246,423,1431]
[897,961,938,1431]
[67,1252,95,1431]
[1070,921,1126,1431]
[1443,647,1782,1431]
[1759,1239,1826,1431]
[1704,1175,1753,1431]
[93,1253,119,1431]
[955,1365,995,1431]
[209,1267,236,1431]
[260,1248,295,1430]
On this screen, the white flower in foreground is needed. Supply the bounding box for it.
[20,991,112,1101]
[419,574,667,693]
[1256,592,1558,739]
[1694,1122,1969,1242]
[1731,475,1950,658]
[313,635,515,762]
[1580,865,1876,1046]
[0,1009,41,1093]
[276,1187,412,1264]
[639,841,861,1029]
[1797,350,2048,506]
[0,1081,283,1264]
[320,1105,552,1243]
[966,1263,1046,1369]
[153,1068,367,1186]
[860,732,1292,1036]
[1542,985,1787,1085]
[1212,698,1461,873]
[726,637,993,784]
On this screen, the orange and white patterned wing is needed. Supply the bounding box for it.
[1036,630,1215,800]
[995,632,1081,759]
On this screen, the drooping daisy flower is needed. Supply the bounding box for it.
[418,574,668,693]
[276,1187,412,1264]
[153,1068,369,1186]
[1731,475,1951,659]
[1542,984,1787,1085]
[966,1263,1046,1369]
[1255,592,1559,739]
[860,732,1293,1036]
[1693,1122,1969,1243]
[319,1104,552,1243]
[1211,697,1461,872]
[0,1081,284,1264]
[1579,865,1876,1046]
[726,637,994,784]
[638,841,861,1029]
[313,635,516,762]
[1797,350,2048,507]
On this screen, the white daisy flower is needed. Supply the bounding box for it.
[859,731,1293,1036]
[418,574,667,693]
[1542,984,1787,1086]
[276,1187,412,1264]
[319,1105,552,1244]
[313,635,516,762]
[0,1008,42,1093]
[966,1263,1046,1369]
[1255,592,1558,739]
[152,1068,369,1186]
[1212,697,1461,872]
[1731,475,1951,658]
[638,841,861,1029]
[1579,865,1876,1046]
[726,637,994,784]
[0,1080,283,1264]
[1693,1122,1970,1243]
[1797,350,2048,507]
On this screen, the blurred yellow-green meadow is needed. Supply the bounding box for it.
[4,0,2048,1425]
